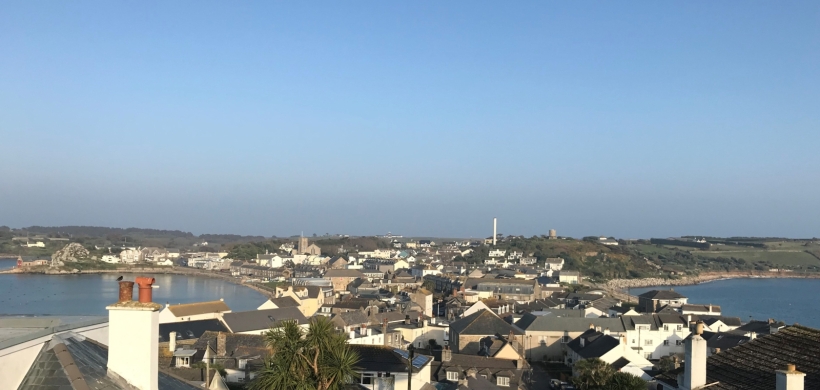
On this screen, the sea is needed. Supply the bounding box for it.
[629,278,820,328]
[0,258,266,316]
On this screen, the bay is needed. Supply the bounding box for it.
[0,258,266,316]
[629,278,820,328]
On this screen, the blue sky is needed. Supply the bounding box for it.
[1,2,818,238]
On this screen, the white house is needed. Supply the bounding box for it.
[158,300,232,324]
[621,314,691,360]
[488,249,506,258]
[118,248,142,263]
[566,328,652,380]
[545,257,565,271]
[559,271,580,284]
[101,255,120,264]
[350,345,433,390]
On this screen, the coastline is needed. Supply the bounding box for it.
[0,266,276,299]
[603,271,820,301]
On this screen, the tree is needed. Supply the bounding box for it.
[604,372,646,390]
[572,358,615,390]
[249,317,360,390]
[656,356,676,373]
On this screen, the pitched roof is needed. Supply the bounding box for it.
[431,354,525,386]
[693,315,742,327]
[516,316,626,333]
[220,307,308,333]
[704,325,820,390]
[637,289,687,300]
[333,311,370,327]
[350,345,431,373]
[701,331,751,351]
[324,269,365,278]
[566,329,620,359]
[449,310,524,336]
[166,300,231,317]
[159,319,229,342]
[269,296,300,308]
[18,332,197,390]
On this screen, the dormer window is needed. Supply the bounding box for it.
[447,371,459,381]
[497,376,510,387]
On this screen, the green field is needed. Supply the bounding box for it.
[695,250,820,266]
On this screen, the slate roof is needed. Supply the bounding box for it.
[730,319,786,336]
[566,329,621,359]
[268,296,300,308]
[332,311,370,328]
[515,316,625,333]
[449,310,524,336]
[693,315,743,327]
[192,331,268,370]
[221,307,308,333]
[166,300,231,317]
[431,354,525,385]
[18,332,197,390]
[324,269,365,278]
[620,314,687,331]
[638,290,687,300]
[701,331,750,352]
[159,319,228,342]
[703,325,820,390]
[350,345,431,373]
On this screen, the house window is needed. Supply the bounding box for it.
[644,352,652,359]
[497,376,510,387]
[663,340,669,346]
[677,325,682,331]
[447,371,459,381]
[664,325,669,331]
[645,340,653,346]
[676,340,683,346]
[361,373,375,384]
[632,339,636,344]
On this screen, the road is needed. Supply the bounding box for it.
[527,363,553,389]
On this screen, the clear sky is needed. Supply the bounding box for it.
[1,2,818,239]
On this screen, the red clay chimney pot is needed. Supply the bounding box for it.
[135,276,155,303]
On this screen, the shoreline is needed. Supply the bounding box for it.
[0,266,277,299]
[603,271,820,300]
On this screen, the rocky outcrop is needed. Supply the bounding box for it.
[51,243,90,266]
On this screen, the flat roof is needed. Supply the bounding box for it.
[0,315,108,350]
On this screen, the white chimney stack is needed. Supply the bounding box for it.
[777,364,805,390]
[683,321,707,390]
[493,218,497,246]
[107,277,161,390]
[169,331,176,352]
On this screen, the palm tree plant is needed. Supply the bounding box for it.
[249,316,360,390]
[572,358,616,390]
[604,372,646,390]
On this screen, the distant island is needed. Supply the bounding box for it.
[2,225,820,284]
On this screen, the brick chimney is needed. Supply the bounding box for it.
[382,318,389,346]
[107,277,161,390]
[217,332,227,356]
[776,364,805,390]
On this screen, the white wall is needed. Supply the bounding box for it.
[108,308,159,390]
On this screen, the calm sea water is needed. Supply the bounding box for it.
[629,278,820,328]
[0,258,266,315]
